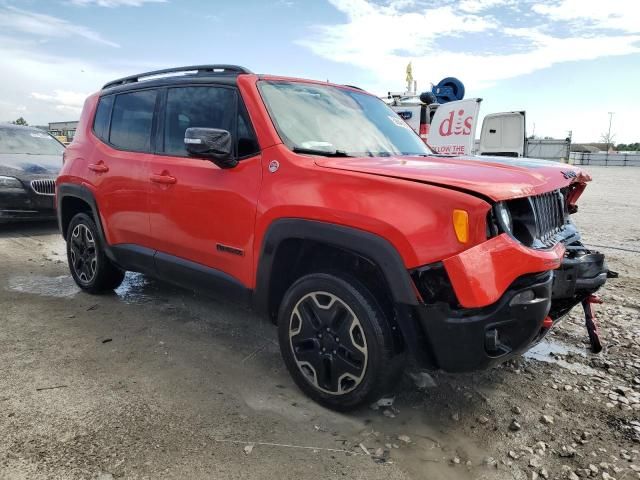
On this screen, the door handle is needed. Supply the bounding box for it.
[150,173,177,185]
[88,162,109,173]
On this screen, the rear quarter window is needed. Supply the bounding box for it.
[109,90,157,152]
[93,95,114,142]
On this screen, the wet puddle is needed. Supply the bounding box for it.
[524,338,598,375]
[7,274,80,298]
[6,272,166,304]
[114,272,153,304]
[114,272,185,305]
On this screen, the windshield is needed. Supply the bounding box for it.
[259,81,433,157]
[0,128,65,155]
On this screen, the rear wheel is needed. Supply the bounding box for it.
[66,213,124,293]
[278,272,400,411]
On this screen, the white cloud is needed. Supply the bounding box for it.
[69,0,166,7]
[31,90,88,115]
[0,6,119,47]
[532,0,639,34]
[300,0,495,61]
[0,37,125,124]
[459,0,514,13]
[299,0,640,93]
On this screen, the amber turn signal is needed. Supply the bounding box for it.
[452,209,469,243]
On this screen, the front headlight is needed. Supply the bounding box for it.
[0,176,24,190]
[493,198,539,247]
[494,202,512,233]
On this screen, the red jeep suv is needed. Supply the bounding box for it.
[56,65,608,410]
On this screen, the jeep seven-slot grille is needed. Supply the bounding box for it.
[531,189,567,247]
[30,179,56,196]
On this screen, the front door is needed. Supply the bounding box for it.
[147,85,261,287]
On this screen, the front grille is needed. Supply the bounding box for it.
[30,179,56,196]
[531,189,567,247]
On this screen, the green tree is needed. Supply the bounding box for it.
[616,142,640,151]
[11,117,28,126]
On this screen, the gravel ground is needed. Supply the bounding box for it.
[0,166,638,480]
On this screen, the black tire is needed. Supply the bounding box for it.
[66,213,124,293]
[278,272,400,411]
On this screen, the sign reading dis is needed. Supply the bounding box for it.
[428,98,482,156]
[438,109,473,137]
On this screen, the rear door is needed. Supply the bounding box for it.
[147,85,261,287]
[90,90,156,251]
[478,111,526,157]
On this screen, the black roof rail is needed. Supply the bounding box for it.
[102,64,253,89]
[343,84,363,90]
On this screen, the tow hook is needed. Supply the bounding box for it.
[582,294,604,353]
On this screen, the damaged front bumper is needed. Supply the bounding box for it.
[410,236,610,372]
[549,245,608,319]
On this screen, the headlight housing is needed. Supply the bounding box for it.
[492,199,538,247]
[0,176,24,190]
[494,202,513,233]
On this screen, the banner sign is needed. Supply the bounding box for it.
[428,98,482,156]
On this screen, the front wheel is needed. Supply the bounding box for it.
[278,273,401,411]
[66,213,125,293]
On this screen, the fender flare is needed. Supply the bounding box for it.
[253,218,419,313]
[56,183,113,260]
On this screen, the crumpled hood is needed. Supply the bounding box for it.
[313,154,589,201]
[0,153,61,179]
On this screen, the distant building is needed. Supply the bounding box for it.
[48,121,78,144]
[570,143,614,153]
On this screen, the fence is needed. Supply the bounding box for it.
[526,139,571,162]
[570,152,640,166]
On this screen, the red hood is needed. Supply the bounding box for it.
[314,155,590,201]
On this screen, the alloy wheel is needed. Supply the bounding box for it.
[69,224,97,284]
[289,291,368,395]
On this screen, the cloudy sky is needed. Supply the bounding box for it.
[0,0,638,142]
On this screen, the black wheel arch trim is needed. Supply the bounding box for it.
[254,218,419,312]
[56,183,115,261]
[254,218,427,364]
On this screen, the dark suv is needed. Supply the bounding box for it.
[56,65,608,410]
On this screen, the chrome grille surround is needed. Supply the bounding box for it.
[30,179,56,196]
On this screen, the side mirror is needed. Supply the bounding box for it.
[184,127,238,169]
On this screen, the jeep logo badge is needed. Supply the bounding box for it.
[268,160,280,173]
[561,170,577,179]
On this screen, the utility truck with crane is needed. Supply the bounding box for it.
[386,64,571,161]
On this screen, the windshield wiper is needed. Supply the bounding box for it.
[292,147,353,157]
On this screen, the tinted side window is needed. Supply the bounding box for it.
[164,86,235,157]
[110,90,157,152]
[93,95,113,142]
[237,103,260,158]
